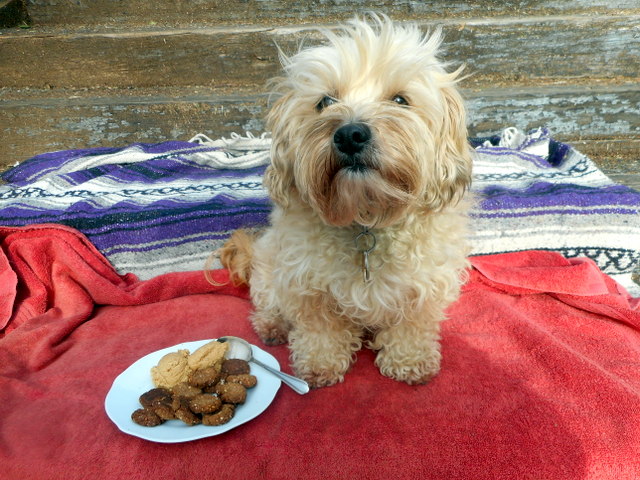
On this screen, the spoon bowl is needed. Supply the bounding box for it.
[217,336,309,395]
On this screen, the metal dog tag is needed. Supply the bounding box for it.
[355,227,376,283]
[362,250,371,282]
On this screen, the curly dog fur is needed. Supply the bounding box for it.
[218,15,473,388]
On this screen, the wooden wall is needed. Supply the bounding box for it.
[1,1,638,187]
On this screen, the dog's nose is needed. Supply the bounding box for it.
[333,123,372,156]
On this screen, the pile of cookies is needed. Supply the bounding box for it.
[131,340,257,427]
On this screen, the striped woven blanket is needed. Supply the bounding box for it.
[2,127,639,295]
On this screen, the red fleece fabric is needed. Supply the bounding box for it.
[1,224,639,480]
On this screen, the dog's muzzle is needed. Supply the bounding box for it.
[333,123,372,171]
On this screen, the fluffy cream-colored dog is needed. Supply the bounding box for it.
[219,15,472,388]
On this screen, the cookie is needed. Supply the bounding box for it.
[131,408,164,427]
[221,359,250,375]
[202,404,235,426]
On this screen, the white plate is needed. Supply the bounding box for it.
[104,339,281,443]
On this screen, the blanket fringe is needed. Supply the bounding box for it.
[189,131,271,169]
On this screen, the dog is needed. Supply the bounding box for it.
[218,15,473,388]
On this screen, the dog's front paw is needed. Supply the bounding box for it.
[289,328,360,388]
[291,349,353,388]
[296,368,346,389]
[255,325,288,346]
[251,311,289,346]
[375,347,441,385]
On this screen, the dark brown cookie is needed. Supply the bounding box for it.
[139,387,173,409]
[153,404,176,420]
[171,382,202,399]
[188,366,221,389]
[225,374,258,388]
[131,408,164,427]
[174,398,201,425]
[215,382,247,404]
[202,404,235,426]
[221,359,250,375]
[188,394,223,414]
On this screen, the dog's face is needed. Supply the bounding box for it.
[266,16,472,228]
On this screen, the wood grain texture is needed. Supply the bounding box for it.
[22,0,640,29]
[1,0,638,190]
[2,86,637,171]
[0,93,267,162]
[2,16,638,89]
[466,84,640,138]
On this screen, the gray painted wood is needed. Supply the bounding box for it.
[0,0,638,189]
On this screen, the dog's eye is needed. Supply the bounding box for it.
[392,95,409,106]
[316,96,337,112]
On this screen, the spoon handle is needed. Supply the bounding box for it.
[250,358,310,395]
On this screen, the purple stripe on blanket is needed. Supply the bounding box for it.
[0,132,638,281]
[85,211,270,248]
[480,183,640,211]
[1,142,228,185]
[0,195,271,221]
[100,231,236,256]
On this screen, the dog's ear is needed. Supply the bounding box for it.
[265,93,296,208]
[425,84,473,211]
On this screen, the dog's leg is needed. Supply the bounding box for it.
[371,307,443,385]
[287,298,363,388]
[249,268,291,346]
[216,229,257,287]
[250,308,290,346]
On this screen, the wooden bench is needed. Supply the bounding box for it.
[1,0,638,189]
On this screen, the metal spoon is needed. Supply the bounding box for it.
[217,336,310,395]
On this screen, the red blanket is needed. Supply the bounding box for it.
[1,225,639,480]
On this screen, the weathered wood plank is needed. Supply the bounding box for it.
[2,3,637,189]
[22,0,640,30]
[572,138,640,191]
[0,30,279,90]
[2,16,638,90]
[0,94,268,167]
[446,16,640,87]
[570,138,640,169]
[466,84,640,138]
[1,84,637,169]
